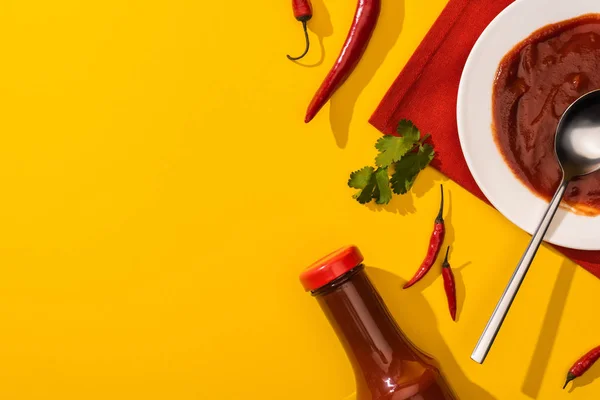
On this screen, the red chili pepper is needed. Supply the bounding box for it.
[563,345,600,389]
[404,184,445,289]
[304,0,381,123]
[441,247,456,321]
[288,0,313,61]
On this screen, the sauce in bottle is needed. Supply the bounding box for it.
[300,246,456,400]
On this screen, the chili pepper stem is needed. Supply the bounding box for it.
[436,184,444,223]
[287,20,311,61]
[563,372,576,389]
[442,246,450,267]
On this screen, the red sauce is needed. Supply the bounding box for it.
[310,265,455,399]
[493,14,600,215]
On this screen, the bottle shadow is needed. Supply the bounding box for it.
[521,257,577,397]
[328,0,406,148]
[292,0,333,68]
[367,266,497,400]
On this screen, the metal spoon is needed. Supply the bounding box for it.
[471,89,600,364]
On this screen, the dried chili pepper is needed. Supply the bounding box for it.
[441,247,456,321]
[288,0,313,61]
[304,0,381,122]
[563,345,600,389]
[403,184,445,289]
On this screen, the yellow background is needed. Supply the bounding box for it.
[1,0,599,399]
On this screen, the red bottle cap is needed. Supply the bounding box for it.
[300,246,364,292]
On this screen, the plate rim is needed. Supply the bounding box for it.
[456,0,600,250]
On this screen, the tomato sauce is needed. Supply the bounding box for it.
[300,246,456,399]
[493,14,600,215]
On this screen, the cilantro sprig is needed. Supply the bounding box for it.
[348,120,435,205]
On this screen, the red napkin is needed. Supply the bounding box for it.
[369,0,600,278]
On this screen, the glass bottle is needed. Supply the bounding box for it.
[300,246,457,400]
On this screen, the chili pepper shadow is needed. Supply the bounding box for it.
[521,257,576,398]
[328,0,405,148]
[452,261,471,322]
[291,0,333,68]
[366,266,497,399]
[443,186,456,250]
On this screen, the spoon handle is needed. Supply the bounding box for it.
[471,179,569,364]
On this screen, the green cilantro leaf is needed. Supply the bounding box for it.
[348,166,374,189]
[348,166,377,204]
[390,144,435,194]
[396,119,420,141]
[355,175,377,204]
[374,123,421,168]
[374,168,392,205]
[347,120,434,205]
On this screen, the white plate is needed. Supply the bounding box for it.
[457,0,600,250]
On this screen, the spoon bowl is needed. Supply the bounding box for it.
[556,89,600,179]
[472,89,600,364]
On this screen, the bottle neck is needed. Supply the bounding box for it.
[314,266,413,382]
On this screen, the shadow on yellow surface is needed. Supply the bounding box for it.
[366,185,417,215]
[329,0,406,148]
[368,266,497,400]
[452,260,471,322]
[522,257,576,397]
[365,170,440,216]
